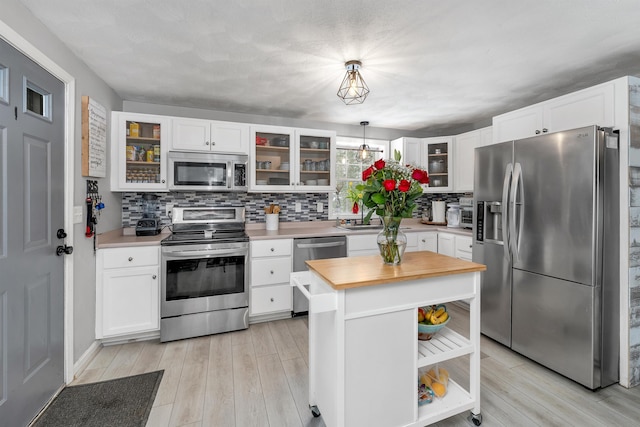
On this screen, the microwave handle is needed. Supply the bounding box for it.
[227,161,232,189]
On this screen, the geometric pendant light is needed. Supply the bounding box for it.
[337,60,370,105]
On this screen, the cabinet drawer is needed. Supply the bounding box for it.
[251,257,291,286]
[347,234,378,252]
[102,246,159,269]
[251,284,292,315]
[251,239,292,258]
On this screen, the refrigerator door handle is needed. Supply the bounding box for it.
[510,162,523,262]
[502,163,513,260]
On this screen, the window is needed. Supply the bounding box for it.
[0,64,7,104]
[329,136,388,218]
[23,76,52,121]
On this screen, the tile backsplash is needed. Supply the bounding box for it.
[121,191,470,227]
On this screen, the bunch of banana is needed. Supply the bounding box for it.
[429,306,449,325]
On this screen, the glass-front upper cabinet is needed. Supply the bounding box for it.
[111,112,169,191]
[422,136,453,192]
[250,125,295,191]
[296,128,336,191]
[249,126,335,192]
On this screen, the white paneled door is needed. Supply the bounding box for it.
[0,38,66,426]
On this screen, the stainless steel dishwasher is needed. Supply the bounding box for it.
[292,236,347,315]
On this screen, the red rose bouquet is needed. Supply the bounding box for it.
[358,150,429,223]
[357,150,429,264]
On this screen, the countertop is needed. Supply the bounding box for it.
[246,218,472,240]
[306,251,486,290]
[95,218,472,248]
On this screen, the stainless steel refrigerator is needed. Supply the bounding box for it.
[473,125,619,389]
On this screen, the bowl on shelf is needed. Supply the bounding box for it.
[280,162,290,170]
[317,179,329,185]
[256,179,268,185]
[305,179,317,186]
[271,137,289,147]
[418,305,450,341]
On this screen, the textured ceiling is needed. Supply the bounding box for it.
[18,0,640,134]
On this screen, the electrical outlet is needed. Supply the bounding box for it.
[295,202,302,212]
[73,205,83,224]
[166,204,173,217]
[316,202,323,213]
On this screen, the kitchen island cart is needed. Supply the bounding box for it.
[292,251,485,427]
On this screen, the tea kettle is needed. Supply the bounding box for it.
[447,204,461,228]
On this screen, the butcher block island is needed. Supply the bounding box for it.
[291,251,486,427]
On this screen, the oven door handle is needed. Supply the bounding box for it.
[163,248,247,258]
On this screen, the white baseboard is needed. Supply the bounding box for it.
[100,330,160,346]
[72,340,101,381]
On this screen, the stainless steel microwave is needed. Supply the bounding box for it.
[168,151,247,192]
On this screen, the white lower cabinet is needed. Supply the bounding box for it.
[96,246,160,339]
[250,239,292,318]
[418,232,438,252]
[347,232,419,257]
[437,232,455,257]
[455,235,473,261]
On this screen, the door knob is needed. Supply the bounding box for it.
[56,228,67,239]
[56,245,73,256]
[152,275,157,279]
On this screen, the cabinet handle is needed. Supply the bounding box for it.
[270,298,274,302]
[270,248,275,252]
[270,270,274,274]
[421,239,425,242]
[152,275,157,279]
[161,179,165,183]
[205,141,210,146]
[212,141,216,145]
[469,244,472,248]
[128,257,133,261]
[542,128,548,133]
[535,129,541,135]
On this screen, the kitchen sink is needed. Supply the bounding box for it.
[335,223,383,231]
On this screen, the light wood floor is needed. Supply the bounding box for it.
[73,305,640,427]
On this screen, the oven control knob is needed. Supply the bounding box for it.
[152,275,157,279]
[128,257,133,261]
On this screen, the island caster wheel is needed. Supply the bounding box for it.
[310,405,321,418]
[469,412,482,426]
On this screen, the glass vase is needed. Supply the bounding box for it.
[377,216,407,265]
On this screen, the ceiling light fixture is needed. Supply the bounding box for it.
[359,121,370,160]
[337,60,370,105]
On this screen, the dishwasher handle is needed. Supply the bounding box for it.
[295,241,346,249]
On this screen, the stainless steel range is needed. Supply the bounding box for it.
[160,206,249,342]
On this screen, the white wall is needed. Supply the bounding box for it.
[123,100,431,140]
[2,1,123,365]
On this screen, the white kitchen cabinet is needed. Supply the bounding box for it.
[347,231,418,257]
[417,232,438,252]
[250,239,293,318]
[347,233,379,257]
[453,126,493,192]
[111,112,170,192]
[250,125,336,192]
[493,80,616,143]
[96,246,160,339]
[390,137,423,166]
[423,137,454,192]
[171,117,249,154]
[391,136,453,192]
[455,235,473,261]
[437,232,455,257]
